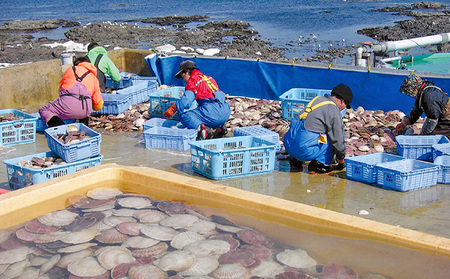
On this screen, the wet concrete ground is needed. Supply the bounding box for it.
[1,131,449,239]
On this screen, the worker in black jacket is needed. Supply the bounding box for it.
[395,73,450,138]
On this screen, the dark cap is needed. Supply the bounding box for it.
[331,83,353,109]
[175,60,196,78]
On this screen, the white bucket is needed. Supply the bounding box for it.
[60,53,75,65]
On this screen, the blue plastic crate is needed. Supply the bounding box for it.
[432,143,450,161]
[149,86,198,120]
[433,155,450,184]
[345,153,405,184]
[142,118,187,131]
[189,136,276,180]
[279,88,331,120]
[105,72,134,89]
[375,159,439,191]
[116,80,158,106]
[396,135,450,161]
[131,75,158,86]
[32,113,77,132]
[95,93,130,115]
[0,109,37,146]
[143,127,197,151]
[3,151,103,189]
[233,126,280,150]
[44,123,102,163]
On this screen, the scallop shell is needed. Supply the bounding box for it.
[117,222,144,236]
[250,259,284,277]
[117,197,152,209]
[128,264,166,279]
[102,216,137,227]
[140,224,178,241]
[15,228,39,242]
[82,200,116,212]
[131,242,168,258]
[24,220,60,234]
[29,256,50,266]
[38,210,78,226]
[209,234,240,251]
[156,250,195,272]
[95,246,135,270]
[187,219,216,235]
[275,248,317,269]
[62,229,100,244]
[110,261,140,279]
[159,214,199,229]
[218,249,256,267]
[170,231,205,250]
[66,124,79,133]
[34,231,69,244]
[72,197,115,209]
[86,187,123,200]
[122,236,160,249]
[95,228,130,244]
[211,263,250,279]
[183,240,231,258]
[215,224,242,234]
[0,247,31,264]
[57,249,93,268]
[64,212,105,232]
[156,200,187,214]
[0,264,7,275]
[0,259,30,279]
[179,256,219,277]
[112,208,138,217]
[39,254,61,275]
[17,266,40,279]
[133,210,168,223]
[67,256,107,277]
[236,229,270,247]
[0,230,12,244]
[57,242,97,253]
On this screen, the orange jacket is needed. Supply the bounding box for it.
[59,62,103,111]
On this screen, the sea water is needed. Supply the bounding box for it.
[1,0,444,59]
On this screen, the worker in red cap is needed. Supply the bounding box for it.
[395,73,450,137]
[283,84,353,174]
[164,60,231,140]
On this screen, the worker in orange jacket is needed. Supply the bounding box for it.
[39,56,103,127]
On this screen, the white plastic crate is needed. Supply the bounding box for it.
[142,118,186,131]
[143,127,197,151]
[233,126,281,150]
[3,151,103,189]
[117,80,158,105]
[189,136,276,180]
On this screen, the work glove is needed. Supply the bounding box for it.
[395,117,410,135]
[163,104,177,119]
[334,159,346,171]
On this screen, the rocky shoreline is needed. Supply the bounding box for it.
[0,1,449,65]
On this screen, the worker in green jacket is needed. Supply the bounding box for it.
[86,42,122,92]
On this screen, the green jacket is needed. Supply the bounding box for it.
[87,46,121,82]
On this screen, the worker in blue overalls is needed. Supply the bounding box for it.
[164,60,231,140]
[284,84,353,174]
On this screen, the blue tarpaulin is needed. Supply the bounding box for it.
[146,55,450,114]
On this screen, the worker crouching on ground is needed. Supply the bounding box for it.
[164,60,231,140]
[395,73,450,138]
[39,56,103,127]
[283,84,353,174]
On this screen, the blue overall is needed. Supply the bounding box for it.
[284,118,333,165]
[176,89,231,129]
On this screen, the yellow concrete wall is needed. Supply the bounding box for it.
[0,49,155,112]
[0,59,62,112]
